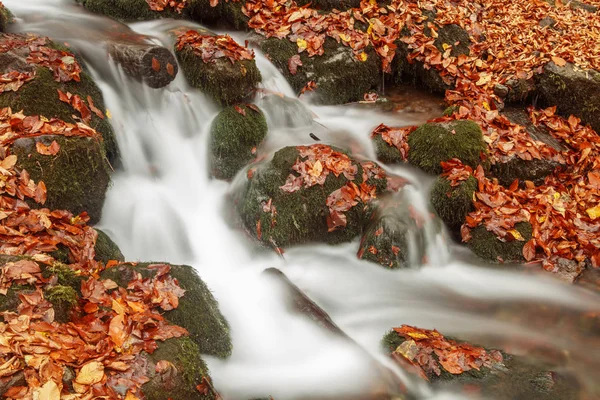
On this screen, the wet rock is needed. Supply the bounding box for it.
[407,120,487,174]
[0,3,13,32]
[358,192,435,269]
[393,21,471,93]
[142,337,216,400]
[467,221,533,263]
[260,37,380,105]
[0,34,119,166]
[12,135,111,224]
[77,0,188,22]
[492,107,565,186]
[175,31,261,106]
[504,77,537,103]
[94,228,125,264]
[545,0,598,13]
[100,263,232,358]
[373,134,404,164]
[210,104,268,181]
[536,61,600,132]
[430,175,477,233]
[233,144,389,248]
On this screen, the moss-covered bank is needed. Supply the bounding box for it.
[100,262,232,359]
[210,104,267,181]
[260,37,380,105]
[408,120,487,174]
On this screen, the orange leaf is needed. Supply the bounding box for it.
[35,140,60,156]
[551,56,567,67]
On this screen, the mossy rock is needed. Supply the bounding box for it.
[100,262,232,359]
[381,329,580,399]
[0,46,119,166]
[536,62,600,133]
[0,285,35,314]
[295,0,361,10]
[260,37,380,105]
[467,221,533,263]
[430,175,476,232]
[210,104,267,181]
[176,43,261,106]
[11,135,111,224]
[45,284,78,323]
[142,337,215,400]
[358,193,434,269]
[94,229,125,264]
[407,120,487,174]
[233,145,388,248]
[42,262,84,292]
[491,158,559,187]
[0,4,13,32]
[76,0,187,21]
[372,134,405,164]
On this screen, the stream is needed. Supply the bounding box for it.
[4,1,600,399]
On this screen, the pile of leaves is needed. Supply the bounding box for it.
[146,0,188,13]
[391,325,504,379]
[57,90,105,125]
[370,123,414,161]
[175,30,255,64]
[0,107,205,398]
[279,144,385,232]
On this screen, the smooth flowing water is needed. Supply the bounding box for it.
[5,2,600,399]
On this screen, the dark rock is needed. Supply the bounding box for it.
[493,83,509,99]
[467,221,533,262]
[260,37,380,105]
[210,104,268,181]
[94,229,125,264]
[77,0,187,22]
[539,16,557,29]
[407,120,488,174]
[536,61,600,132]
[0,3,13,32]
[504,77,536,103]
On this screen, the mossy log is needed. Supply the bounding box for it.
[260,37,380,105]
[536,61,600,133]
[11,135,111,224]
[210,104,268,181]
[407,120,487,174]
[106,41,178,88]
[100,262,232,359]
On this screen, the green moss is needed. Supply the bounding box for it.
[176,46,261,106]
[42,262,83,291]
[210,104,267,181]
[373,135,405,164]
[45,284,78,323]
[49,244,71,264]
[430,175,476,232]
[235,146,387,248]
[295,0,361,10]
[143,337,215,400]
[381,329,405,353]
[431,24,471,57]
[12,135,110,224]
[94,229,125,264]
[100,263,232,359]
[0,66,119,166]
[0,4,14,32]
[468,221,533,262]
[407,120,487,174]
[443,105,459,117]
[77,0,186,21]
[260,37,380,105]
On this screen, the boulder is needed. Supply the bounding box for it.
[0,34,119,166]
[100,263,232,359]
[94,228,125,264]
[260,37,380,105]
[536,61,600,133]
[407,120,487,174]
[430,175,477,233]
[76,0,188,21]
[210,104,267,181]
[233,144,389,248]
[12,135,111,224]
[175,30,261,105]
[467,221,533,263]
[358,192,433,269]
[0,3,13,32]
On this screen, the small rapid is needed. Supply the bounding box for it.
[4,1,600,398]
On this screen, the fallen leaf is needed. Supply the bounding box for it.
[35,141,60,156]
[75,361,104,385]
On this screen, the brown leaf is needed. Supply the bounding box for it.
[35,141,60,156]
[288,54,302,75]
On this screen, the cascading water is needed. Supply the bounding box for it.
[4,1,600,398]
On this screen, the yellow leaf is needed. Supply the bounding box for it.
[482,101,491,111]
[406,331,429,340]
[508,229,525,241]
[112,299,127,315]
[125,392,141,400]
[586,205,600,220]
[75,361,104,385]
[106,109,112,119]
[339,33,349,42]
[357,52,368,62]
[395,339,419,361]
[296,38,308,51]
[442,43,451,50]
[309,160,323,177]
[37,380,60,400]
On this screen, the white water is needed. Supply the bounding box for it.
[5,2,600,399]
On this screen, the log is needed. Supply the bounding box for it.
[262,268,415,400]
[106,41,178,88]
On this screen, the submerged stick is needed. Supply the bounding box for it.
[262,268,415,400]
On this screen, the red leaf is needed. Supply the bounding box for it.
[152,57,161,72]
[523,239,536,261]
[234,105,247,116]
[288,54,303,75]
